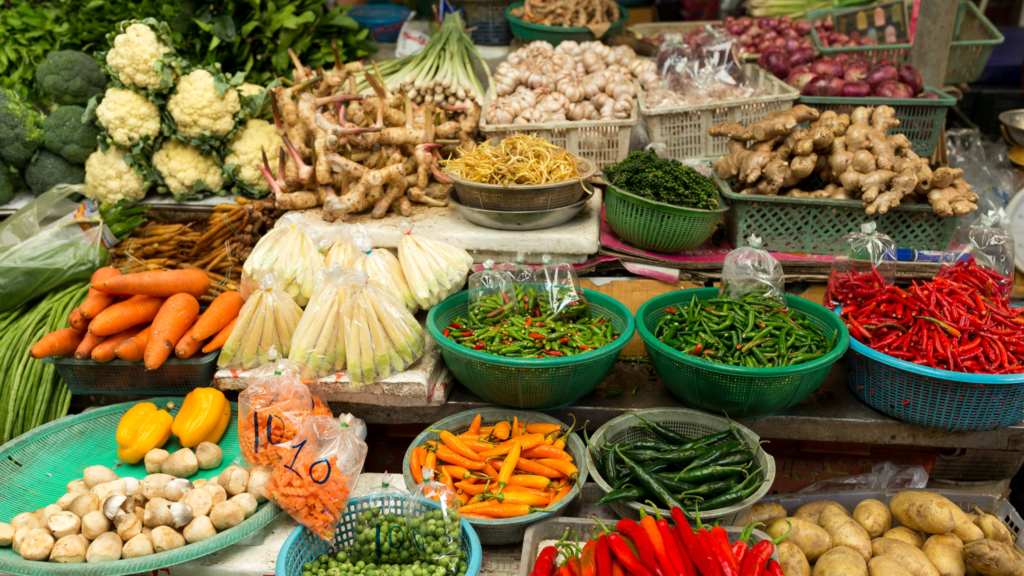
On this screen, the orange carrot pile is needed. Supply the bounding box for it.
[409,414,578,519]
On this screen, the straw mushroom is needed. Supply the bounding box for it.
[196,442,223,470]
[145,449,170,474]
[19,529,54,561]
[66,479,88,494]
[144,498,175,528]
[193,478,209,490]
[122,533,155,559]
[219,466,248,496]
[169,502,194,529]
[151,526,185,553]
[82,511,112,540]
[0,522,13,546]
[162,448,199,478]
[83,466,117,488]
[102,494,130,520]
[57,492,82,511]
[11,512,40,532]
[69,493,101,519]
[180,488,214,517]
[12,528,31,554]
[183,515,217,543]
[113,512,142,541]
[47,511,82,539]
[210,501,244,530]
[247,466,271,503]
[86,532,123,563]
[203,484,227,505]
[142,474,174,500]
[38,504,63,527]
[163,478,194,502]
[50,534,88,563]
[230,493,258,519]
[92,479,128,501]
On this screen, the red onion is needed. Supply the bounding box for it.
[782,27,800,39]
[866,65,898,88]
[789,72,819,91]
[779,14,791,24]
[843,67,868,83]
[728,23,746,35]
[834,53,849,63]
[823,17,834,31]
[789,47,815,67]
[763,31,779,42]
[875,80,914,98]
[802,76,845,96]
[794,20,812,35]
[811,58,844,78]
[917,93,939,99]
[847,56,871,72]
[860,38,878,46]
[762,18,778,30]
[873,58,894,70]
[738,16,752,27]
[784,38,802,52]
[748,25,763,37]
[725,15,735,24]
[897,66,924,95]
[842,82,872,97]
[739,33,754,46]
[835,33,849,44]
[762,51,791,78]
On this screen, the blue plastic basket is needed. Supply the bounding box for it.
[349,5,410,42]
[839,308,1024,432]
[277,494,482,576]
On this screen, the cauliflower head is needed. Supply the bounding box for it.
[237,83,265,99]
[167,69,241,139]
[153,139,224,197]
[85,146,147,203]
[106,23,173,91]
[96,87,161,148]
[225,119,282,194]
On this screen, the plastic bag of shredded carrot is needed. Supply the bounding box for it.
[409,481,463,574]
[265,415,367,541]
[238,353,332,468]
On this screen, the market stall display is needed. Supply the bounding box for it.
[774,54,929,99]
[505,3,629,44]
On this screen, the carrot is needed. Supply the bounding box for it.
[31,328,85,359]
[201,317,236,354]
[189,291,243,341]
[74,331,106,360]
[89,295,165,336]
[100,269,210,299]
[175,304,214,358]
[115,326,152,361]
[145,294,200,370]
[91,326,143,362]
[69,267,122,329]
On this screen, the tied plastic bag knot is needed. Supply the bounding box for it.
[469,259,519,324]
[496,251,535,283]
[938,208,1016,300]
[824,221,896,310]
[720,235,786,304]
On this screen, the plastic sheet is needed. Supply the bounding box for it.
[397,221,473,310]
[939,209,1016,299]
[218,271,304,370]
[720,235,786,304]
[288,264,349,378]
[241,212,324,307]
[798,461,928,492]
[534,255,589,321]
[824,222,896,310]
[468,260,519,325]
[350,225,418,313]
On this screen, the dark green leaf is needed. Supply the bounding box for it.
[240,19,260,38]
[192,18,214,33]
[211,14,236,41]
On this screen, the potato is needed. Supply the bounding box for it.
[890,492,957,535]
[778,541,811,576]
[767,518,833,562]
[795,501,850,524]
[974,516,1014,547]
[936,495,970,525]
[955,523,986,545]
[872,537,941,576]
[820,505,872,563]
[0,522,13,546]
[162,448,199,478]
[210,501,245,531]
[923,534,966,576]
[83,466,117,489]
[885,527,927,549]
[737,503,788,528]
[813,546,867,576]
[855,499,894,538]
[196,442,223,470]
[10,512,40,532]
[869,555,917,576]
[145,449,169,474]
[963,540,1018,576]
[86,532,123,563]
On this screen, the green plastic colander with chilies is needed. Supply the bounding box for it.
[636,288,849,418]
[602,176,729,254]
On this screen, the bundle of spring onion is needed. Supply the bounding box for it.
[357,12,493,106]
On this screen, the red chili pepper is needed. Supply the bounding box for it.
[568,557,582,576]
[442,329,450,337]
[608,534,655,576]
[731,523,761,569]
[545,350,564,357]
[765,561,785,576]
[611,558,625,576]
[473,341,486,350]
[740,521,791,576]
[640,505,679,576]
[559,566,574,576]
[535,529,572,576]
[701,528,736,576]
[582,540,598,576]
[530,333,545,339]
[617,518,665,576]
[460,331,473,337]
[665,308,678,314]
[449,323,463,329]
[671,507,720,576]
[597,534,613,576]
[648,505,694,576]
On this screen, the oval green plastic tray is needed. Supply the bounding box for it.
[0,396,279,576]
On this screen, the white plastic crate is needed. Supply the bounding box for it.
[639,64,800,161]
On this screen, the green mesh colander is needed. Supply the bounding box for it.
[602,177,729,253]
[636,288,849,418]
[426,289,634,409]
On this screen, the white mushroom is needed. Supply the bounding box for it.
[209,501,245,531]
[81,511,112,540]
[203,484,227,506]
[102,494,130,520]
[11,512,40,532]
[141,474,174,500]
[151,526,185,553]
[47,511,82,539]
[91,479,128,501]
[196,442,223,470]
[66,479,88,494]
[183,515,217,544]
[247,467,271,503]
[162,478,193,502]
[124,477,140,497]
[113,513,141,541]
[230,493,258,518]
[169,502,194,529]
[145,449,170,474]
[122,533,155,559]
[38,504,63,527]
[0,522,13,546]
[219,466,249,496]
[143,498,175,528]
[69,493,100,519]
[83,466,118,489]
[180,488,214,517]
[50,534,88,563]
[56,492,81,511]
[86,532,122,563]
[162,448,199,478]
[19,529,54,561]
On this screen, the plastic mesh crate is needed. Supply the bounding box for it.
[806,7,912,68]
[507,2,629,44]
[930,448,1024,481]
[462,0,514,45]
[43,351,218,395]
[722,188,961,255]
[639,64,800,161]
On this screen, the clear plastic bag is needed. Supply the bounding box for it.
[241,212,325,307]
[824,222,896,310]
[535,255,589,321]
[798,461,928,492]
[946,129,1024,226]
[237,353,333,468]
[351,225,418,314]
[324,230,358,268]
[341,268,425,386]
[720,235,786,304]
[496,251,535,283]
[219,270,305,370]
[938,209,1015,300]
[265,414,367,541]
[337,413,368,442]
[468,260,519,325]
[647,28,759,109]
[288,264,348,378]
[397,221,474,310]
[409,481,464,574]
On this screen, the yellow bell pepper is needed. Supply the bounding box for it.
[117,402,173,464]
[172,388,230,448]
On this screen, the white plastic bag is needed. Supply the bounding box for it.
[798,461,928,492]
[720,235,786,304]
[824,222,896,310]
[535,254,589,320]
[397,221,473,309]
[289,264,348,378]
[496,251,535,283]
[410,481,463,574]
[219,271,305,369]
[241,212,324,306]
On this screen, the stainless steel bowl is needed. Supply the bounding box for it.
[447,187,593,231]
[999,110,1024,144]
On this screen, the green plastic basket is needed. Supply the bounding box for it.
[0,397,279,576]
[799,88,955,158]
[806,7,912,68]
[425,288,635,409]
[506,2,629,43]
[722,187,960,255]
[636,289,850,418]
[602,176,729,253]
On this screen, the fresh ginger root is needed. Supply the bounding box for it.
[713,138,776,183]
[928,178,979,216]
[708,121,750,140]
[746,105,820,141]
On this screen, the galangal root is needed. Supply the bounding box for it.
[510,0,620,27]
[262,49,480,220]
[710,105,977,217]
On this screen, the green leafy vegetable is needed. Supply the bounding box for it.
[604,150,722,210]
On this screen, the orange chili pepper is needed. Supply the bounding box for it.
[502,485,551,497]
[511,416,522,438]
[436,430,483,461]
[491,491,549,506]
[537,458,579,480]
[567,557,582,576]
[442,465,473,480]
[481,460,501,479]
[553,437,567,450]
[508,474,554,490]
[435,446,485,470]
[514,458,565,478]
[410,448,424,484]
[456,481,489,495]
[550,483,573,506]
[493,421,511,440]
[458,437,498,452]
[461,512,495,520]
[456,490,469,505]
[526,423,562,435]
[479,434,545,458]
[639,503,674,576]
[468,413,482,435]
[494,442,522,492]
[423,445,438,478]
[460,502,543,518]
[550,477,569,489]
[521,444,573,461]
[467,494,484,505]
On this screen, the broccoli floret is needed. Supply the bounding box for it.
[0,88,44,169]
[0,166,13,205]
[43,106,101,164]
[24,150,85,196]
[36,51,107,106]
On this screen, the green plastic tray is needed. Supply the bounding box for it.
[0,397,279,576]
[635,289,849,418]
[506,2,629,43]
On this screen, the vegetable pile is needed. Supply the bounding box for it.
[409,414,578,519]
[723,15,814,55]
[441,134,582,185]
[812,15,882,48]
[605,150,720,210]
[649,33,765,110]
[654,293,834,368]
[735,490,1023,576]
[772,54,929,99]
[509,0,621,27]
[710,105,978,217]
[839,256,1024,375]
